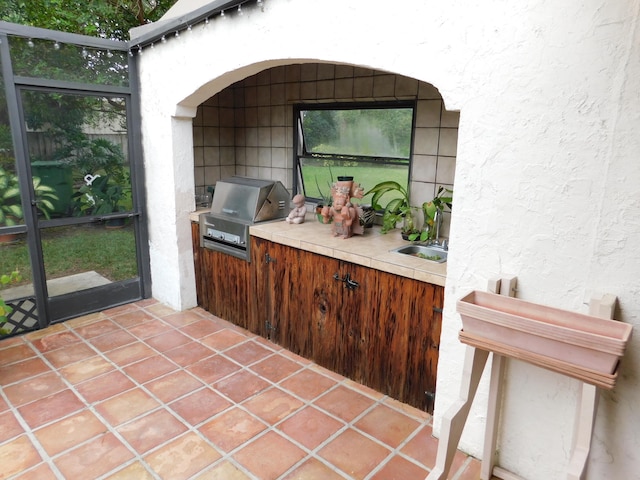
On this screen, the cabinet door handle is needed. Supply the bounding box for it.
[333,272,342,282]
[345,276,359,290]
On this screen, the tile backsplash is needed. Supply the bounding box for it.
[193,64,458,236]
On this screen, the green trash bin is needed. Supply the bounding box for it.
[31,160,73,217]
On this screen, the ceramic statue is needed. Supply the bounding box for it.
[320,177,365,239]
[285,194,307,224]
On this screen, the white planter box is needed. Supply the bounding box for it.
[457,291,633,389]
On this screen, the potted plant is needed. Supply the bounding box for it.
[73,173,130,226]
[365,180,418,237]
[417,186,453,242]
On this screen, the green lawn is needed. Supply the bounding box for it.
[0,224,137,288]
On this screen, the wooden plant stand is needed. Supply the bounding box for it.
[426,276,629,480]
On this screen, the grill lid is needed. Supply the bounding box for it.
[209,176,290,223]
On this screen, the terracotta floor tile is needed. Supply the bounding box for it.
[76,370,136,403]
[104,461,155,480]
[242,387,304,425]
[282,457,346,480]
[42,342,96,369]
[163,341,215,367]
[104,342,156,366]
[110,310,157,328]
[279,369,338,401]
[179,318,224,339]
[144,370,204,403]
[0,411,24,442]
[200,329,248,351]
[12,462,58,480]
[214,369,270,403]
[59,355,115,384]
[33,410,107,457]
[123,355,177,383]
[30,330,80,353]
[369,455,428,479]
[170,388,231,425]
[199,407,267,452]
[278,406,344,450]
[3,371,67,406]
[74,318,122,339]
[186,354,241,384]
[354,404,421,449]
[95,389,160,426]
[64,311,106,329]
[249,352,303,383]
[145,432,222,480]
[102,303,141,317]
[54,433,134,479]
[318,430,391,479]
[0,357,51,386]
[314,385,376,422]
[18,389,85,429]
[127,318,173,339]
[143,302,177,317]
[194,460,252,479]
[145,330,191,352]
[89,329,137,352]
[118,408,188,454]
[224,341,273,365]
[0,395,8,412]
[400,424,438,467]
[163,310,203,327]
[233,431,306,480]
[457,456,482,480]
[0,435,42,478]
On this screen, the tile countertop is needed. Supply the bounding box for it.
[190,210,446,287]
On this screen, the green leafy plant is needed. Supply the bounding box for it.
[0,166,59,226]
[409,186,453,242]
[73,173,130,216]
[1,269,22,335]
[366,180,414,234]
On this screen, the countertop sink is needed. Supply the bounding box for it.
[391,244,448,263]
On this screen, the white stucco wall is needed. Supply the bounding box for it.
[135,1,640,478]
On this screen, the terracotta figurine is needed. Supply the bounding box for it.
[285,194,307,224]
[321,178,365,239]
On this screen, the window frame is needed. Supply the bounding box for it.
[293,101,417,203]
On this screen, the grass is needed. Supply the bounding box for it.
[0,223,137,289]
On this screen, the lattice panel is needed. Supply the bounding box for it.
[1,297,39,337]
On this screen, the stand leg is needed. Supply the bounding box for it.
[426,346,490,480]
[566,383,599,480]
[481,353,506,480]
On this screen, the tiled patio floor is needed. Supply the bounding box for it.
[0,299,481,479]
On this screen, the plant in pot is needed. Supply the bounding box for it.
[314,174,334,223]
[365,180,421,238]
[72,173,130,226]
[415,186,453,242]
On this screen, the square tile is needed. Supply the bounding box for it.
[18,389,85,429]
[163,341,215,367]
[194,460,252,480]
[30,331,80,353]
[163,310,203,327]
[145,330,191,352]
[145,432,222,480]
[110,310,157,328]
[179,319,224,339]
[59,356,114,384]
[3,371,67,406]
[12,462,58,480]
[74,319,122,339]
[89,330,137,352]
[127,318,173,339]
[369,455,428,479]
[186,354,241,384]
[242,387,304,425]
[118,409,188,454]
[282,457,346,480]
[0,411,24,442]
[354,404,421,449]
[224,341,272,365]
[0,435,42,478]
[278,406,343,450]
[43,342,96,369]
[214,370,270,403]
[400,424,438,467]
[249,353,302,383]
[123,355,177,383]
[33,410,107,456]
[233,431,306,480]
[199,407,266,452]
[314,385,375,422]
[318,430,390,479]
[104,461,155,480]
[0,357,50,386]
[279,369,338,401]
[105,342,156,366]
[95,389,160,426]
[170,388,231,425]
[200,329,248,351]
[145,370,204,403]
[76,370,135,403]
[54,433,134,479]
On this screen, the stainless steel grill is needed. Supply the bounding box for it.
[199,176,290,261]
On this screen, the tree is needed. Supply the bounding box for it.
[0,0,177,40]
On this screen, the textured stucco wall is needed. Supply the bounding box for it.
[136,1,640,478]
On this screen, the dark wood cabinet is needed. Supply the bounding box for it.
[193,226,443,412]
